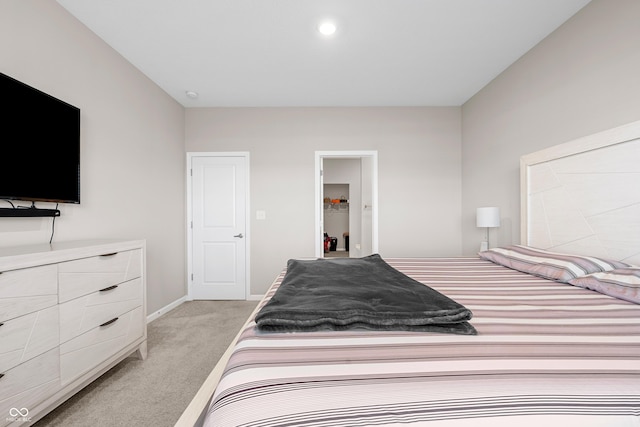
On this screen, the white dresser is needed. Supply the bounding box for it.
[0,240,147,426]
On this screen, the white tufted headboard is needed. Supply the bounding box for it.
[521,120,640,266]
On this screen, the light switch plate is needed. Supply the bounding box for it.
[256,210,266,220]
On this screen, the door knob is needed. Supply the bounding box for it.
[234,233,244,238]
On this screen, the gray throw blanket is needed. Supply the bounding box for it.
[255,254,477,335]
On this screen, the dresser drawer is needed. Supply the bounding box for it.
[60,306,144,386]
[0,264,57,322]
[59,277,142,344]
[0,347,60,424]
[0,305,59,373]
[58,249,142,303]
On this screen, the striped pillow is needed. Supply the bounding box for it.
[479,245,629,283]
[568,268,640,304]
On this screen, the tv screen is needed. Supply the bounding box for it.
[0,72,80,204]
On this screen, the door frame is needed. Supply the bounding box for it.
[186,152,251,300]
[315,151,378,258]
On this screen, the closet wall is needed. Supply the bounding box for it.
[324,184,349,252]
[323,159,361,256]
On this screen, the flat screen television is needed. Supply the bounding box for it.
[0,72,80,205]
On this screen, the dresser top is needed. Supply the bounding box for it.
[0,239,145,271]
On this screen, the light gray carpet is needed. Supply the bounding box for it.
[35,300,258,427]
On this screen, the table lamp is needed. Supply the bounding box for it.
[476,207,500,251]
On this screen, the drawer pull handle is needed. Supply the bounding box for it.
[100,252,118,257]
[99,285,119,292]
[0,322,3,327]
[100,317,119,327]
[0,373,4,380]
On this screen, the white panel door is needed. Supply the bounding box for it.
[191,156,246,300]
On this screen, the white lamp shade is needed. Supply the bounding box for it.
[477,207,500,228]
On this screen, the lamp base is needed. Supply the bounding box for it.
[479,241,488,252]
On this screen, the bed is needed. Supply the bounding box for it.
[177,119,640,427]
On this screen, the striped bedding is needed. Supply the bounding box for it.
[203,257,640,427]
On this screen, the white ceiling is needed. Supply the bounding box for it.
[56,0,591,108]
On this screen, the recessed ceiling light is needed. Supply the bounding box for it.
[185,90,199,99]
[318,21,337,36]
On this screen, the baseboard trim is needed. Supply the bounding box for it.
[147,296,187,323]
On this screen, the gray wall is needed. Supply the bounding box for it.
[186,107,462,295]
[461,0,640,255]
[0,0,187,316]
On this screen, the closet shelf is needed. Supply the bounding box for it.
[324,202,349,211]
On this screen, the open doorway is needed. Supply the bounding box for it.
[324,183,350,258]
[315,151,378,258]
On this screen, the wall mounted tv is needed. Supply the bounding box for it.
[0,72,80,208]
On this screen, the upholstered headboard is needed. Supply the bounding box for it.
[521,120,640,266]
